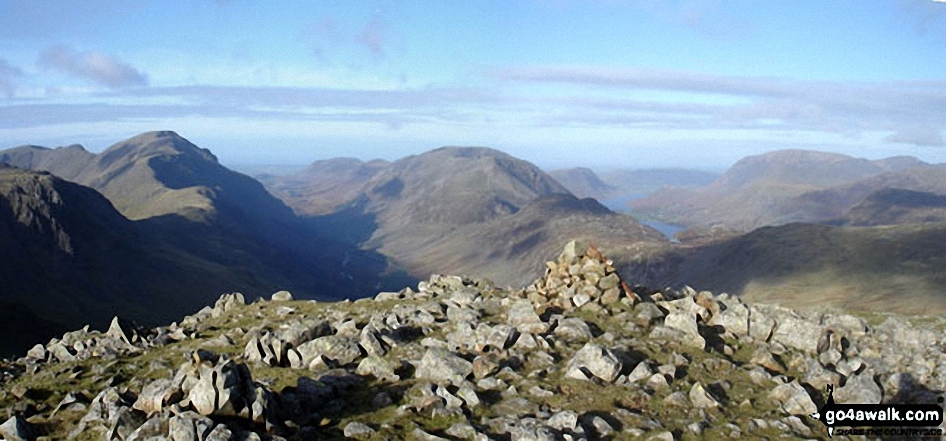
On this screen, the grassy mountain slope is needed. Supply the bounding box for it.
[839,188,946,226]
[383,193,669,287]
[670,222,946,314]
[264,147,668,287]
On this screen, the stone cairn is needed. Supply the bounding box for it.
[524,240,638,312]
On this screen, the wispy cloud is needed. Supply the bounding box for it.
[884,127,945,147]
[489,65,946,146]
[0,58,23,98]
[37,45,149,89]
[2,65,945,150]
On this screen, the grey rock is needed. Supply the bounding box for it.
[26,343,47,360]
[801,358,841,391]
[597,273,620,291]
[662,311,705,348]
[133,377,183,414]
[205,424,233,441]
[107,406,147,441]
[562,240,587,263]
[627,362,654,383]
[548,410,578,431]
[415,348,473,384]
[783,416,812,436]
[585,415,614,437]
[359,325,388,356]
[343,422,375,439]
[711,301,749,336]
[634,302,666,326]
[0,416,30,441]
[836,371,883,404]
[572,292,592,308]
[126,414,169,441]
[663,391,689,407]
[457,385,481,407]
[689,382,719,408]
[647,431,675,441]
[565,343,622,383]
[169,411,215,441]
[771,315,823,353]
[748,307,777,341]
[836,358,864,377]
[553,317,593,342]
[412,428,449,440]
[769,381,817,415]
[472,353,501,379]
[296,335,363,367]
[446,423,478,439]
[271,290,293,301]
[486,324,519,350]
[356,355,400,381]
[508,299,548,334]
[646,373,670,391]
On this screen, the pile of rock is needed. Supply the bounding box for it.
[524,240,636,311]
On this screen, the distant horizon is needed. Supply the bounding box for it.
[7,129,942,176]
[2,1,944,170]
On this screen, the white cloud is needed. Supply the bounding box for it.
[37,45,149,89]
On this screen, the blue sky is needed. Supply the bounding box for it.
[0,0,945,170]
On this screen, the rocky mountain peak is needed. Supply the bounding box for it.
[99,131,219,166]
[3,241,943,439]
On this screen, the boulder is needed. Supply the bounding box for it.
[415,349,473,384]
[769,381,817,415]
[689,382,720,408]
[662,311,705,349]
[508,299,548,334]
[836,371,883,404]
[0,416,30,441]
[771,315,823,353]
[271,290,294,301]
[296,335,363,367]
[564,343,622,383]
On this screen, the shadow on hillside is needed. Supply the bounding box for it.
[138,202,417,303]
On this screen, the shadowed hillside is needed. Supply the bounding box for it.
[839,188,946,226]
[0,165,286,354]
[0,133,417,324]
[670,222,946,314]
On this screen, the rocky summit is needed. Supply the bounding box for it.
[1,242,945,440]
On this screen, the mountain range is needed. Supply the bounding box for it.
[5,133,946,355]
[262,147,669,287]
[0,132,412,353]
[629,149,942,230]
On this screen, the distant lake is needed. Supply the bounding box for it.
[599,194,684,242]
[640,220,685,242]
[599,194,645,212]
